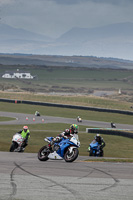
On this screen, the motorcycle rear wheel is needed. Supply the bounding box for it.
[64,148,79,162]
[38,146,50,161]
[99,150,104,157]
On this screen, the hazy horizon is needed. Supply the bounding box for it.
[0,0,133,61]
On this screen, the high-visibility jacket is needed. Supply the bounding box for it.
[21,129,30,139]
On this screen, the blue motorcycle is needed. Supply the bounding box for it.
[88,139,103,157]
[38,136,80,162]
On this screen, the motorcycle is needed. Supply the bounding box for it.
[88,139,103,157]
[77,117,82,122]
[111,122,116,128]
[9,133,25,152]
[35,111,40,116]
[38,135,80,162]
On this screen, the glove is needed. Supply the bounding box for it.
[53,138,56,142]
[87,147,90,152]
[59,132,65,137]
[54,136,61,142]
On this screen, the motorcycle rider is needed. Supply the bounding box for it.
[59,124,79,139]
[70,124,78,134]
[51,124,79,146]
[94,134,105,152]
[69,124,79,140]
[111,121,116,128]
[77,116,80,121]
[18,126,30,151]
[35,111,40,116]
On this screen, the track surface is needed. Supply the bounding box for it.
[0,111,133,130]
[1,111,133,199]
[1,152,133,200]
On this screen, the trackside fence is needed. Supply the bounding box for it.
[86,128,133,139]
[1,98,133,138]
[0,98,133,116]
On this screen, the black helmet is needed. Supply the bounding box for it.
[95,134,101,141]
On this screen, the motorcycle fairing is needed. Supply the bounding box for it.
[48,151,63,160]
[89,140,101,155]
[12,133,24,145]
[55,137,78,158]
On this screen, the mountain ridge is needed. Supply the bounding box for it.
[0,23,52,41]
[0,22,133,61]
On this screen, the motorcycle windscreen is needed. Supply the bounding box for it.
[90,140,99,149]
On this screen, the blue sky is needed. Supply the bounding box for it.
[0,0,133,38]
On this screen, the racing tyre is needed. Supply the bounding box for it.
[99,150,104,157]
[64,147,79,162]
[38,146,50,161]
[89,150,93,156]
[9,142,18,152]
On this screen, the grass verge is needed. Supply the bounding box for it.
[0,123,133,159]
[84,158,133,162]
[0,116,15,121]
[0,91,133,111]
[0,102,133,125]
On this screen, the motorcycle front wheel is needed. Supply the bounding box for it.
[64,147,79,162]
[89,149,94,156]
[38,146,50,161]
[9,142,18,152]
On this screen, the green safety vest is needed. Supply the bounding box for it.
[21,129,30,139]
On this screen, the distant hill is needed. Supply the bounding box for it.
[57,22,133,42]
[0,23,52,41]
[0,22,133,61]
[55,22,133,60]
[0,23,53,54]
[0,54,133,69]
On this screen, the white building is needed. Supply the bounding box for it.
[2,70,35,79]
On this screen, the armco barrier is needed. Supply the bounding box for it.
[0,98,21,103]
[1,98,133,116]
[86,128,133,139]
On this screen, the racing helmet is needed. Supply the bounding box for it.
[95,134,101,141]
[64,129,70,136]
[23,126,28,132]
[70,124,78,134]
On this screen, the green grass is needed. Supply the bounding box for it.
[1,65,133,160]
[0,91,133,110]
[1,123,133,158]
[0,102,133,125]
[0,99,133,160]
[0,116,15,121]
[1,65,133,92]
[85,158,133,162]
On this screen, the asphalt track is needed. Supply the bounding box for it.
[1,111,133,130]
[1,111,133,200]
[1,152,133,200]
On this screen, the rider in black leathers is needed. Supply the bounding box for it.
[50,124,79,148]
[94,134,106,152]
